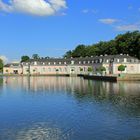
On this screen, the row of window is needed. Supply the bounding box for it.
[24,58,138,66]
[25,67,90,73]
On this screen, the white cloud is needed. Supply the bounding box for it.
[0,0,67,16]
[116,24,140,31]
[0,55,8,64]
[82,9,98,14]
[82,9,89,14]
[99,18,118,24]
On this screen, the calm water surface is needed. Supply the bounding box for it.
[0,76,140,140]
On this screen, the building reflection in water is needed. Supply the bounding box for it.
[2,76,140,117]
[0,76,140,139]
[3,76,140,95]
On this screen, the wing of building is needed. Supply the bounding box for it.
[3,54,140,75]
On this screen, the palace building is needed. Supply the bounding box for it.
[3,54,140,75]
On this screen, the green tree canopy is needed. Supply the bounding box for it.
[80,67,83,71]
[0,59,4,73]
[98,66,106,72]
[32,54,40,60]
[118,65,126,72]
[88,67,93,72]
[64,31,140,59]
[21,55,30,62]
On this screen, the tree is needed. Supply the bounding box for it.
[72,45,86,57]
[80,67,83,71]
[88,67,93,72]
[63,50,72,58]
[118,65,126,73]
[99,66,106,72]
[21,55,30,62]
[32,54,40,60]
[0,59,4,73]
[63,31,140,59]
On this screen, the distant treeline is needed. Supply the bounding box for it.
[64,31,140,59]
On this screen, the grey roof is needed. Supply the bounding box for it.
[21,54,139,66]
[4,63,21,68]
[25,54,139,62]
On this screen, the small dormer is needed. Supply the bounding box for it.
[34,61,37,65]
[124,58,127,63]
[71,60,74,65]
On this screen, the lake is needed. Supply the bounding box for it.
[0,76,140,140]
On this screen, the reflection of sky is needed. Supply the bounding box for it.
[0,77,140,140]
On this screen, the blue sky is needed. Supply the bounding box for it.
[0,0,140,62]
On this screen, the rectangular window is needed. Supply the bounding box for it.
[124,58,127,63]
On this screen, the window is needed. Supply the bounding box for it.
[54,62,56,65]
[59,62,61,65]
[79,61,81,64]
[64,62,67,64]
[100,59,102,63]
[124,58,127,63]
[96,60,98,63]
[34,61,37,65]
[71,61,74,65]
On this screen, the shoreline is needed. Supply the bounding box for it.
[1,74,140,82]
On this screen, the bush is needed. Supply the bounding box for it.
[118,65,126,72]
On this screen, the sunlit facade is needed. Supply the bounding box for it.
[3,54,140,75]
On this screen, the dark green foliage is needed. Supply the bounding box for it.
[63,50,73,58]
[118,65,126,72]
[80,67,83,71]
[98,66,106,72]
[32,54,40,59]
[64,31,140,59]
[21,55,30,62]
[88,67,93,72]
[0,59,4,72]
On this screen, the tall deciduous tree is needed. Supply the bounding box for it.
[64,31,140,59]
[32,54,40,60]
[21,56,30,62]
[0,59,4,73]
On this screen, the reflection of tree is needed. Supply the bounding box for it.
[0,78,3,83]
[72,80,140,116]
[2,76,140,116]
[0,78,3,89]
